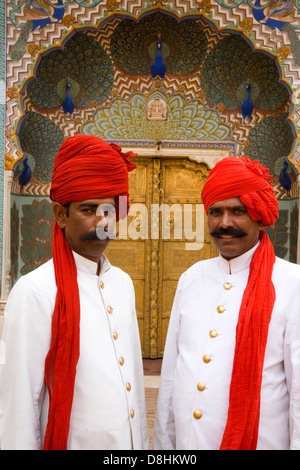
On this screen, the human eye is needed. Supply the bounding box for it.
[82,206,96,214]
[233,206,247,215]
[208,207,221,216]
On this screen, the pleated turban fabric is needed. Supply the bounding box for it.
[201,156,278,226]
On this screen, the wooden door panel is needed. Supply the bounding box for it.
[157,159,216,356]
[105,157,152,357]
[106,156,217,357]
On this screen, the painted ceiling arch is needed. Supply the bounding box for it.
[5,3,297,187]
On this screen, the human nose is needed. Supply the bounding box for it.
[96,214,108,230]
[219,210,234,229]
[95,208,108,229]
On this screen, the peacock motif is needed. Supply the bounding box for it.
[110,12,208,76]
[200,34,289,113]
[241,83,254,120]
[17,111,64,184]
[62,79,75,115]
[151,38,166,79]
[247,112,294,174]
[18,156,32,191]
[26,32,114,110]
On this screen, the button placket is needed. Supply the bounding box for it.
[98,276,125,377]
[193,350,211,420]
[98,275,135,423]
[216,277,233,315]
[207,283,229,356]
[194,278,235,427]
[98,277,115,317]
[195,283,227,422]
[213,277,234,336]
[99,277,117,335]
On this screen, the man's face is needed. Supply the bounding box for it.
[207,197,261,260]
[54,197,116,264]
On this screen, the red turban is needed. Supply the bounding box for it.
[201,156,278,226]
[43,135,137,450]
[202,156,278,450]
[50,134,137,219]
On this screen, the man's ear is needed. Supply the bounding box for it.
[53,204,68,229]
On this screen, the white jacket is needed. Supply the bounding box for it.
[153,245,300,450]
[0,252,148,450]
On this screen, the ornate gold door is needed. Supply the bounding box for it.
[105,156,218,357]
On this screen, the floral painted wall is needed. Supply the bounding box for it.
[3,0,300,287]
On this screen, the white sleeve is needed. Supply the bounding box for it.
[284,304,300,450]
[152,273,185,450]
[0,276,52,450]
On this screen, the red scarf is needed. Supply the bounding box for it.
[220,230,276,449]
[43,223,80,450]
[43,136,136,450]
[202,156,278,450]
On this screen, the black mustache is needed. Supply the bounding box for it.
[80,228,116,241]
[210,228,248,238]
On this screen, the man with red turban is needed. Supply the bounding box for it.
[153,156,300,450]
[0,135,148,450]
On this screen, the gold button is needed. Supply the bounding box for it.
[119,357,124,366]
[126,382,131,391]
[224,282,231,290]
[217,305,225,313]
[113,331,118,340]
[209,329,218,338]
[203,354,211,363]
[100,281,104,289]
[107,306,113,314]
[193,410,202,420]
[197,382,205,391]
[130,409,135,418]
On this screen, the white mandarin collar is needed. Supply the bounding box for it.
[72,250,111,277]
[218,242,260,275]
